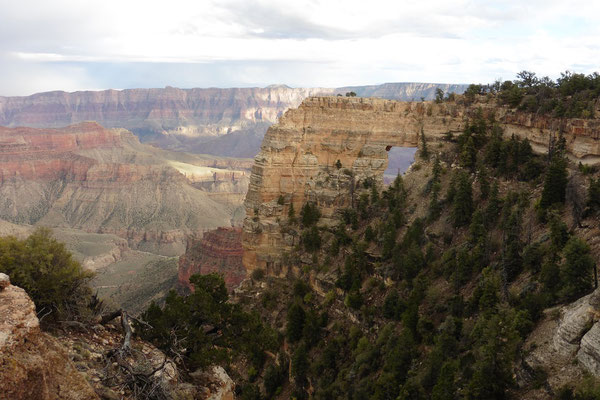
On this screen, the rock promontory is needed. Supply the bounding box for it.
[0,276,99,400]
[242,96,600,273]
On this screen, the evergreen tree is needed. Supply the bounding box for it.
[292,343,309,384]
[431,361,458,400]
[549,212,569,251]
[469,209,486,244]
[300,202,321,226]
[452,171,473,227]
[485,182,501,226]
[286,301,306,342]
[435,88,445,103]
[540,151,568,209]
[540,258,561,296]
[559,237,595,301]
[460,135,477,170]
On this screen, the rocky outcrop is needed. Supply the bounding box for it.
[178,227,246,292]
[0,122,250,256]
[242,96,600,273]
[553,289,600,359]
[0,275,98,400]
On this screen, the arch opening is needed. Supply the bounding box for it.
[383,146,417,184]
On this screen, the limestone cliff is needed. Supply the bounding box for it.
[0,84,468,158]
[242,96,600,273]
[178,227,246,292]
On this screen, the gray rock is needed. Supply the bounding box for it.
[0,273,9,290]
[554,288,600,358]
[578,322,600,376]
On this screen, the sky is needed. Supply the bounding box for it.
[0,0,599,96]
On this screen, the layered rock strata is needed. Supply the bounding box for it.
[0,122,249,255]
[0,276,98,400]
[242,96,600,273]
[0,84,469,158]
[178,227,246,292]
[550,287,600,377]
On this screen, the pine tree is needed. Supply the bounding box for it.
[292,343,309,384]
[485,182,501,226]
[286,302,306,342]
[469,209,487,245]
[559,237,595,301]
[452,171,473,227]
[288,202,296,223]
[540,149,568,209]
[460,135,477,170]
[431,361,458,400]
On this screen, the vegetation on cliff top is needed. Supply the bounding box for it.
[464,70,600,118]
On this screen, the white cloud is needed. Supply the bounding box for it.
[0,0,599,94]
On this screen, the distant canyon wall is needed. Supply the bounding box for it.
[0,83,468,158]
[242,96,600,273]
[0,122,250,255]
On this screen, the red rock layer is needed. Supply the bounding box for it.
[178,227,246,292]
[0,122,189,185]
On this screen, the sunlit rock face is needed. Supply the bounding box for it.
[242,96,600,274]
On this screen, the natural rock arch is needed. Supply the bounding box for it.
[242,96,600,273]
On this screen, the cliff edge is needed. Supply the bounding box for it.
[0,273,98,400]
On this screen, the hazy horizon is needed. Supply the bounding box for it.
[1,0,599,96]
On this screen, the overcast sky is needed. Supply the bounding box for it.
[0,0,598,96]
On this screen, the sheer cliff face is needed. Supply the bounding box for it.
[177,227,246,292]
[0,87,332,144]
[0,122,250,255]
[242,96,600,273]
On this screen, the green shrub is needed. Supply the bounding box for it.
[0,227,94,324]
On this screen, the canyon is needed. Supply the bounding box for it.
[242,95,600,274]
[0,83,468,158]
[0,122,250,256]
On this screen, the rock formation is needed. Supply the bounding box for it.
[0,122,249,255]
[0,83,468,158]
[178,227,246,292]
[0,275,98,400]
[549,287,600,377]
[242,96,600,273]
